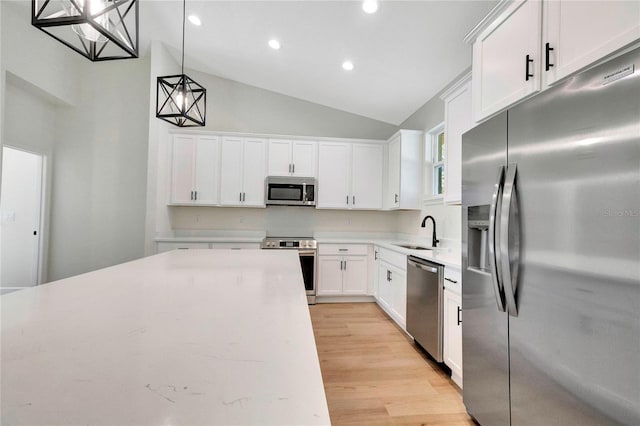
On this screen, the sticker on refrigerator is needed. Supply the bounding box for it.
[602,64,634,85]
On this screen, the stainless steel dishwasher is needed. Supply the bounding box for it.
[406,256,444,362]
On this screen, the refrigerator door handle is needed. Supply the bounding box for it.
[500,163,520,317]
[489,165,506,312]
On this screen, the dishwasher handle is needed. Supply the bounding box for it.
[407,258,438,273]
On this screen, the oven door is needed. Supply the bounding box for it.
[298,249,316,304]
[266,183,304,205]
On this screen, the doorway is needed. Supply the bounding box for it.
[1,146,45,291]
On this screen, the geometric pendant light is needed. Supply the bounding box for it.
[31,0,139,61]
[155,0,206,127]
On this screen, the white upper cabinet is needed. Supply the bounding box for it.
[267,139,317,177]
[317,142,384,210]
[543,1,640,86]
[471,0,542,122]
[170,135,219,205]
[317,142,351,209]
[351,144,383,210]
[468,0,640,122]
[220,136,267,207]
[386,130,422,210]
[441,73,473,205]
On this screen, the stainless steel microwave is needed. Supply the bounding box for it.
[265,176,316,206]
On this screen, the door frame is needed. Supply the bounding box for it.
[1,143,51,286]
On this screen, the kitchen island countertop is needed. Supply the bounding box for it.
[1,250,329,425]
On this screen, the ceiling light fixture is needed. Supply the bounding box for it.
[156,0,207,127]
[342,61,354,71]
[268,39,281,50]
[188,14,201,26]
[362,0,379,14]
[31,0,139,61]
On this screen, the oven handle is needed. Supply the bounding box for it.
[298,250,317,256]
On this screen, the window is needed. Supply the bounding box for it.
[424,123,445,202]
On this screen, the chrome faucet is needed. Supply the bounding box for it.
[421,215,440,248]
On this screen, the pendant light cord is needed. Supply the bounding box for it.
[181,0,186,75]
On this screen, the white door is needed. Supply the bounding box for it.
[387,136,401,208]
[390,266,407,327]
[317,142,351,209]
[472,0,542,121]
[351,144,383,209]
[242,138,267,206]
[219,137,244,205]
[291,140,317,177]
[267,139,292,176]
[317,256,343,296]
[377,263,392,310]
[170,135,196,204]
[1,147,44,288]
[444,289,463,385]
[343,256,368,295]
[543,1,640,86]
[194,136,219,204]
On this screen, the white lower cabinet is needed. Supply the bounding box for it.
[317,244,369,296]
[443,267,463,388]
[375,247,408,329]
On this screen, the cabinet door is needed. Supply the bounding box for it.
[194,136,219,204]
[389,266,407,328]
[242,138,267,207]
[387,136,401,208]
[170,135,196,204]
[444,289,463,387]
[291,140,317,177]
[343,256,368,295]
[219,137,244,206]
[317,142,351,209]
[351,144,383,209]
[443,78,472,205]
[544,1,640,86]
[472,0,542,121]
[267,139,292,176]
[377,263,392,310]
[317,256,344,296]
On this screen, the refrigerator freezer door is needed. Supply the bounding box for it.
[507,48,640,425]
[462,112,510,426]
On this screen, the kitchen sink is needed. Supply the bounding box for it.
[395,244,432,250]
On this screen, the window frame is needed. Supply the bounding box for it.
[423,122,445,205]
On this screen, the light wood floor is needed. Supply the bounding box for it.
[309,302,474,426]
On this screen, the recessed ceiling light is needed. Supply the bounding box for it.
[268,39,281,50]
[188,15,201,26]
[342,61,354,71]
[362,0,379,14]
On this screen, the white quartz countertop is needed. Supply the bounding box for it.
[315,237,462,269]
[1,250,330,425]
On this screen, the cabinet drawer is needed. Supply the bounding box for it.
[444,267,462,294]
[318,244,368,256]
[377,247,407,271]
[210,242,260,250]
[156,242,210,253]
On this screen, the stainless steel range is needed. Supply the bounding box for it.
[261,237,317,304]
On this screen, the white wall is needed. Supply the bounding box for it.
[2,0,151,281]
[50,57,150,280]
[169,206,398,237]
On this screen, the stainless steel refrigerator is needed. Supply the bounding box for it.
[462,46,640,426]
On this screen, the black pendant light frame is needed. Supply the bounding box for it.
[32,0,139,61]
[155,0,207,127]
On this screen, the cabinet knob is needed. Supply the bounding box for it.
[457,306,462,326]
